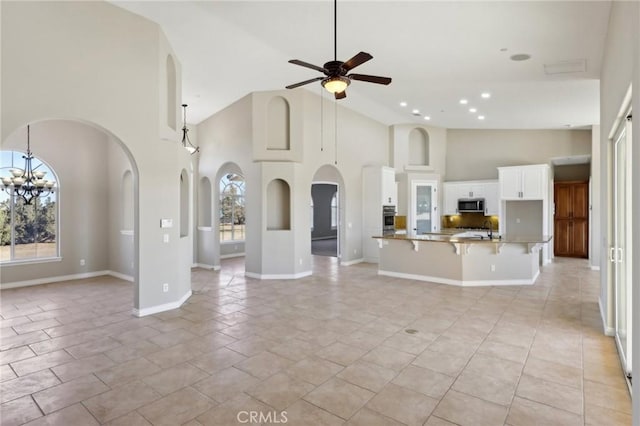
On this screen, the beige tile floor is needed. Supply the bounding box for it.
[0,256,632,425]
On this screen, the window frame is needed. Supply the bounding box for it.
[1,150,60,265]
[219,174,246,243]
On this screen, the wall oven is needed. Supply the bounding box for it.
[383,206,396,235]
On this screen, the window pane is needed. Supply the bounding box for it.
[1,149,58,261]
[219,174,245,242]
[0,192,10,261]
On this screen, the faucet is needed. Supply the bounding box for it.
[483,220,493,239]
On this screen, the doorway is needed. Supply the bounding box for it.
[410,180,439,235]
[553,181,589,258]
[311,183,338,257]
[611,108,633,382]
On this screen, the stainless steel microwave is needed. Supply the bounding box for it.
[457,198,485,213]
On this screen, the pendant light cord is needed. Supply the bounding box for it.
[320,85,324,152]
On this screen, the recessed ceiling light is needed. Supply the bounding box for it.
[424,116,431,121]
[400,101,407,107]
[469,108,477,113]
[478,115,485,120]
[459,99,468,105]
[412,109,420,114]
[481,92,491,99]
[510,53,531,61]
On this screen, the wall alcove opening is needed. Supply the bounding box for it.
[266,178,291,230]
[408,128,430,166]
[267,96,290,151]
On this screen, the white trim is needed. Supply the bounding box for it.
[341,258,364,266]
[245,270,312,280]
[378,269,538,287]
[1,270,110,289]
[194,263,220,271]
[132,290,192,317]
[599,297,615,336]
[1,256,63,267]
[107,271,134,282]
[120,230,134,236]
[220,253,245,259]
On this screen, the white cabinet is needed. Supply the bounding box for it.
[483,181,499,216]
[498,165,548,200]
[363,166,397,262]
[381,167,397,206]
[443,183,461,215]
[443,180,499,216]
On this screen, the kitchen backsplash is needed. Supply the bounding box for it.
[442,212,499,229]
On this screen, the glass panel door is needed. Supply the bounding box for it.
[411,181,438,236]
[612,114,632,378]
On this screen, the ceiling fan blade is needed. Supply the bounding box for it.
[349,74,392,85]
[286,76,324,89]
[335,91,347,100]
[288,59,327,74]
[342,52,373,71]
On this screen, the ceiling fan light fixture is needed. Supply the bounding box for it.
[322,76,350,94]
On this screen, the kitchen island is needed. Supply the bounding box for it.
[372,232,552,286]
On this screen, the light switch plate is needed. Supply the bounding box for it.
[160,219,173,228]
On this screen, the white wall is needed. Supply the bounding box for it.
[598,0,638,336]
[1,1,192,313]
[1,121,110,284]
[445,129,592,181]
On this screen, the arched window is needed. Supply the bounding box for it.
[1,151,58,262]
[220,174,245,241]
[331,191,338,229]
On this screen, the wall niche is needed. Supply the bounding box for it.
[408,127,430,166]
[266,96,290,150]
[266,178,291,230]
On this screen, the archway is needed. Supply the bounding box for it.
[0,119,140,306]
[311,165,346,260]
[214,162,246,274]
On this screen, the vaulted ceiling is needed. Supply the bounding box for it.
[113,1,611,129]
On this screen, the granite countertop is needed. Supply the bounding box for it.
[374,232,552,244]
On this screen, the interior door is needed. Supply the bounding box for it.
[612,113,632,378]
[411,180,438,235]
[553,182,588,258]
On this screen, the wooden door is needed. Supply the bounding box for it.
[554,181,589,258]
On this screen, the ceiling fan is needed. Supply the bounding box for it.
[285,0,391,99]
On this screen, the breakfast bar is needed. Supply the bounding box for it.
[372,232,552,286]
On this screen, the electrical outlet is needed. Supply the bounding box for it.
[299,258,303,265]
[80,259,85,266]
[516,218,521,224]
[490,264,496,272]
[163,234,169,243]
[162,283,168,292]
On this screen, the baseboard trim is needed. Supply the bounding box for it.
[599,297,615,336]
[220,253,245,260]
[0,270,131,289]
[194,263,220,271]
[590,265,601,271]
[378,269,537,286]
[107,271,134,282]
[341,258,364,266]
[132,290,192,317]
[245,270,312,280]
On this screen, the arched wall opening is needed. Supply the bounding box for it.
[267,96,290,150]
[0,119,140,299]
[311,164,346,261]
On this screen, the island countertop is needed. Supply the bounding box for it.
[373,233,552,244]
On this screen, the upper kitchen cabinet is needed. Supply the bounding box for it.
[498,164,549,200]
[363,166,397,226]
[443,180,499,216]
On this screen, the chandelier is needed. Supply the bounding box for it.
[181,104,199,154]
[1,125,56,205]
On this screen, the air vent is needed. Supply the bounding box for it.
[544,59,586,75]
